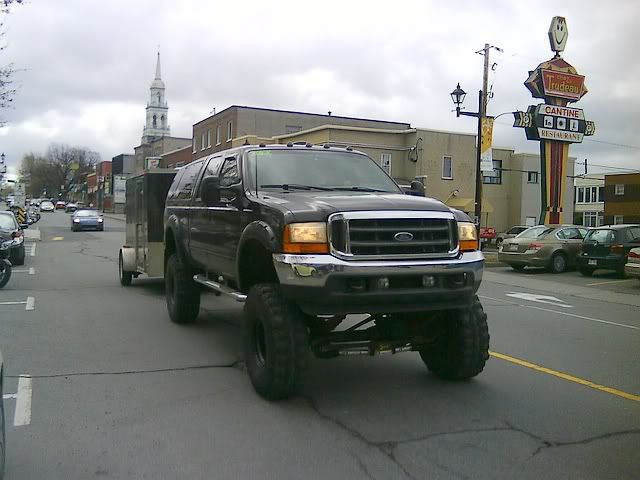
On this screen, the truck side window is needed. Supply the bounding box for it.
[220,158,240,188]
[176,161,204,200]
[166,169,185,201]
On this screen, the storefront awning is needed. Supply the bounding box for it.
[445,197,494,214]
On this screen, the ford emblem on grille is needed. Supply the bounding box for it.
[394,232,414,242]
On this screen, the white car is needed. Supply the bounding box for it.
[624,247,640,281]
[40,201,55,212]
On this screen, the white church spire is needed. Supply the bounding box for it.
[142,50,170,144]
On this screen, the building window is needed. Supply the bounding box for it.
[614,215,624,225]
[577,186,603,203]
[286,125,302,134]
[615,184,625,195]
[584,187,592,203]
[577,187,584,203]
[380,153,392,175]
[483,159,502,184]
[442,156,452,180]
[201,132,206,151]
[207,129,211,148]
[216,126,221,146]
[525,216,537,227]
[527,171,539,183]
[227,122,233,142]
[583,211,602,227]
[598,186,604,202]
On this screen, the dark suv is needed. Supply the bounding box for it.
[163,144,489,400]
[577,224,640,276]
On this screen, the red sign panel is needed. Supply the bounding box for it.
[541,70,585,101]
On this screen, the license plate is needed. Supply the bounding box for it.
[509,244,519,251]
[588,259,597,266]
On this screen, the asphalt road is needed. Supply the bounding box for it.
[1,211,638,479]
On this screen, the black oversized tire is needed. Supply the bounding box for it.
[118,251,133,287]
[165,253,200,324]
[419,296,489,380]
[579,267,594,277]
[511,264,525,272]
[549,252,567,274]
[0,262,10,289]
[243,284,309,400]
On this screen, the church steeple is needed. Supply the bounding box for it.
[142,50,170,144]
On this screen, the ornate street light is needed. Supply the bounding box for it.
[450,83,467,116]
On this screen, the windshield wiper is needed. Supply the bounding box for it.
[332,186,392,193]
[260,184,335,191]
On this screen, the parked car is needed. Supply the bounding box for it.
[55,200,66,210]
[40,200,55,212]
[624,247,640,281]
[71,209,104,231]
[498,224,587,273]
[0,211,25,265]
[64,202,78,213]
[496,225,529,248]
[577,224,640,277]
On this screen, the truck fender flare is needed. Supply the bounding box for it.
[120,246,136,272]
[236,221,280,288]
[164,220,188,264]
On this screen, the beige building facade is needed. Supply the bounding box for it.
[573,174,604,227]
[231,124,573,232]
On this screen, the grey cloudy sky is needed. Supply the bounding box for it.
[1,0,639,178]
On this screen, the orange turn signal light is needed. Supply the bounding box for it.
[459,239,478,252]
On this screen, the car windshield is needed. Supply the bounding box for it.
[75,210,99,217]
[246,149,401,193]
[585,229,615,243]
[0,214,17,230]
[515,226,553,239]
[41,201,53,207]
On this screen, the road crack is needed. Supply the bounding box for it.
[530,428,640,456]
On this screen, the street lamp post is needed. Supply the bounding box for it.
[450,85,484,231]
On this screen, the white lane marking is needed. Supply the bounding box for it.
[479,295,640,331]
[2,394,17,400]
[25,296,35,311]
[505,292,573,308]
[30,243,36,257]
[14,375,32,426]
[12,268,35,275]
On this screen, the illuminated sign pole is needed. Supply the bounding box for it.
[513,17,595,225]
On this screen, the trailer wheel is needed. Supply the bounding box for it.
[118,251,133,287]
[165,253,200,324]
[419,296,489,380]
[244,284,309,400]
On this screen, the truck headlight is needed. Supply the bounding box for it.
[73,218,80,223]
[283,222,329,254]
[458,222,478,252]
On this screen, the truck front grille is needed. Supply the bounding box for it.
[329,211,458,260]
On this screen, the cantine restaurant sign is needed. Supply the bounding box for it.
[541,70,585,101]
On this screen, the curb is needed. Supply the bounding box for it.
[102,214,125,223]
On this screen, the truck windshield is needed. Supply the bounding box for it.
[246,149,401,193]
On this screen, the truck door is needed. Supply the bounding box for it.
[188,156,223,270]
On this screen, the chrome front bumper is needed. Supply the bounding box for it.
[272,251,484,315]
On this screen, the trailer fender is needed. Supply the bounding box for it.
[120,247,137,273]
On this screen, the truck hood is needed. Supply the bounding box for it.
[258,190,452,223]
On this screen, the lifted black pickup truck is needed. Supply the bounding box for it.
[164,144,488,399]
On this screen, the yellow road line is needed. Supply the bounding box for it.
[585,279,634,286]
[51,237,64,241]
[490,351,640,403]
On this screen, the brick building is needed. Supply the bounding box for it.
[604,172,640,225]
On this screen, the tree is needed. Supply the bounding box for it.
[0,0,24,124]
[19,143,100,197]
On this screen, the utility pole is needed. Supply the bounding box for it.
[473,43,492,230]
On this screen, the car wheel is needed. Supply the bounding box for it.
[579,267,594,277]
[165,253,200,324]
[118,251,133,287]
[511,264,526,272]
[244,283,310,400]
[549,252,567,274]
[419,295,489,380]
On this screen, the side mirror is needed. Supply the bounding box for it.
[201,176,221,206]
[408,180,425,197]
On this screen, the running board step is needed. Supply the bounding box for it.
[193,275,247,302]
